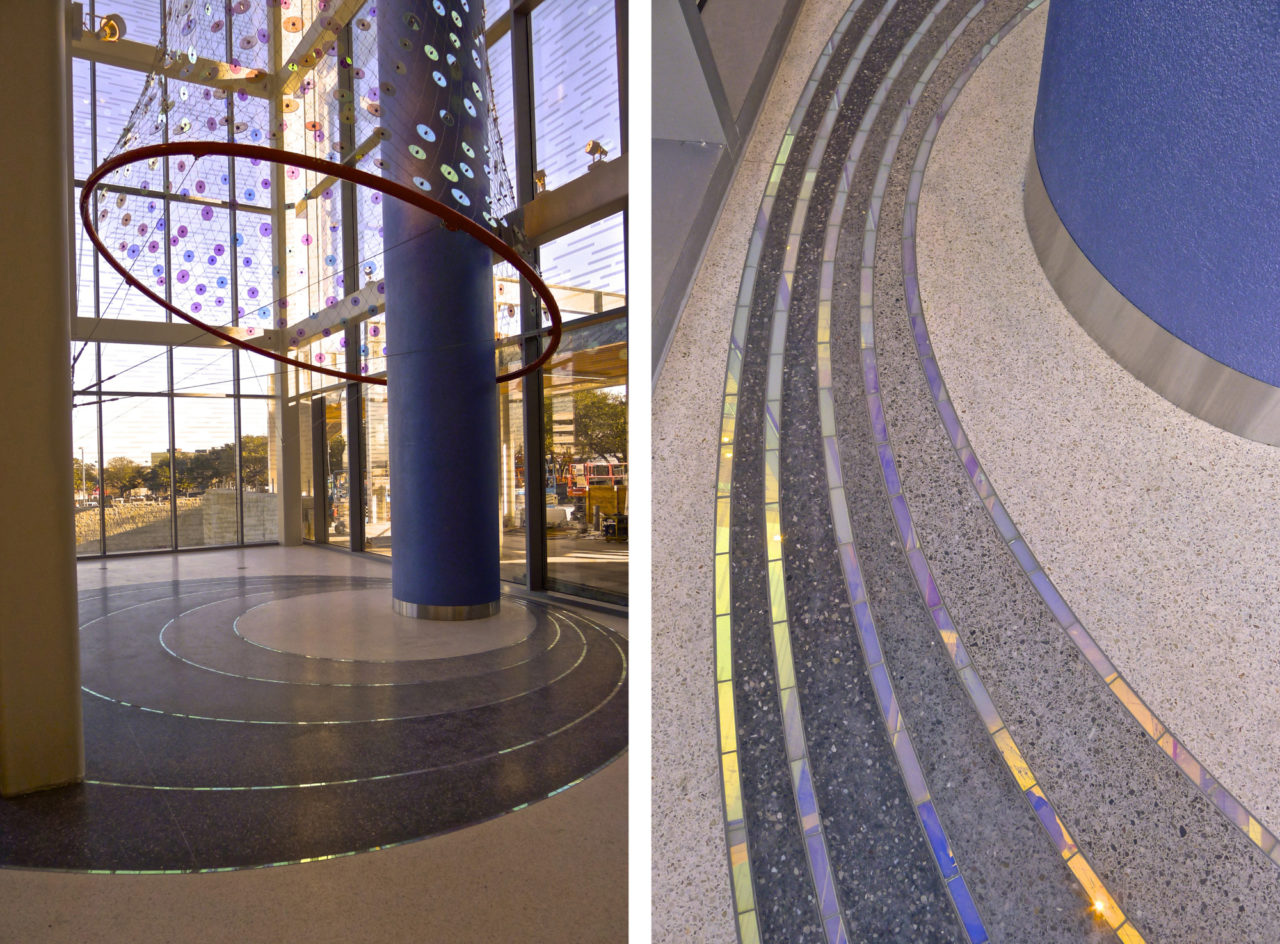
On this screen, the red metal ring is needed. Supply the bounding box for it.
[80,141,562,386]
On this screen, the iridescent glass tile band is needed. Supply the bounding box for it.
[711,7,872,939]
[799,0,990,938]
[897,1,1280,874]
[853,3,1149,941]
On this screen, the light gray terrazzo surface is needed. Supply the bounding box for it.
[651,0,852,939]
[917,3,1280,836]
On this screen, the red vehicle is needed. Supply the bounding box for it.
[567,460,627,497]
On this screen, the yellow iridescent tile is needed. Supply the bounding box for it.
[993,728,1035,791]
[718,681,737,754]
[716,615,732,682]
[715,553,731,617]
[768,560,787,623]
[1067,854,1124,930]
[773,621,795,690]
[1116,922,1147,944]
[731,846,755,913]
[739,912,762,944]
[716,499,731,554]
[765,504,782,561]
[1109,678,1164,740]
[721,751,743,822]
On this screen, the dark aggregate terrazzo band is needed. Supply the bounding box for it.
[825,2,1111,941]
[852,3,1280,942]
[729,6,881,941]
[774,0,979,940]
[0,575,627,871]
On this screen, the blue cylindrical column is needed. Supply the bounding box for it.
[1033,1,1280,386]
[379,0,499,618]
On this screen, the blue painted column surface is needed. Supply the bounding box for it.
[1033,1,1280,386]
[378,0,499,617]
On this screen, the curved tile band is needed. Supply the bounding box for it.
[907,37,1280,873]
[851,3,1149,941]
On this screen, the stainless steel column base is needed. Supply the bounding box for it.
[392,598,501,620]
[1025,146,1280,446]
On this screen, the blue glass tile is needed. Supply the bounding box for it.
[918,800,958,878]
[1008,538,1037,573]
[825,914,842,944]
[839,544,865,604]
[908,549,942,608]
[947,875,989,943]
[806,831,838,917]
[795,760,821,834]
[1025,786,1076,857]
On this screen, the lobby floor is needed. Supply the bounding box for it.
[0,546,627,941]
[653,1,1280,942]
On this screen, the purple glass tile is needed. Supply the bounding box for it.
[936,399,963,445]
[910,313,930,349]
[904,272,920,315]
[918,800,958,878]
[868,394,888,443]
[855,601,882,665]
[922,356,944,401]
[903,208,916,239]
[839,544,865,604]
[1065,623,1116,679]
[870,663,899,736]
[878,444,902,496]
[891,494,917,551]
[1029,570,1074,627]
[1211,785,1250,830]
[1025,786,1076,857]
[933,607,971,669]
[824,437,843,485]
[795,760,820,835]
[776,274,791,308]
[825,915,841,944]
[1008,538,1037,573]
[828,915,849,944]
[947,875,989,943]
[902,243,916,282]
[987,496,1018,542]
[862,349,879,394]
[959,446,980,479]
[894,728,930,804]
[1164,736,1215,792]
[908,549,942,608]
[806,831,838,918]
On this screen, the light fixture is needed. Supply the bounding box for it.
[584,140,608,164]
[95,13,128,42]
[534,169,547,193]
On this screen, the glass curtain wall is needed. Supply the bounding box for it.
[71,0,627,606]
[72,3,279,555]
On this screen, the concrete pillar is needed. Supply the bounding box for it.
[0,0,84,794]
[379,0,499,618]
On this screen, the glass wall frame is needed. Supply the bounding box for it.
[70,0,628,607]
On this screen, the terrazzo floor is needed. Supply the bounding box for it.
[653,1,1280,941]
[0,546,627,941]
